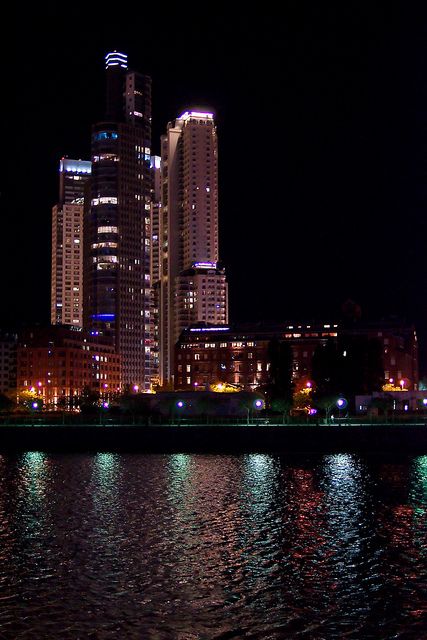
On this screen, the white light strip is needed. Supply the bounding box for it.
[105,52,128,69]
[178,111,214,121]
[190,327,229,332]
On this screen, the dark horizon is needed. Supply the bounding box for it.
[2,6,427,372]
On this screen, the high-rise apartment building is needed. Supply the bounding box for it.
[158,110,228,385]
[150,155,161,386]
[51,158,91,327]
[84,52,154,391]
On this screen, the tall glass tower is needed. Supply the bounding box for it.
[84,52,154,391]
[158,110,228,386]
[51,158,91,327]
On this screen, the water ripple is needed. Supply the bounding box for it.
[0,453,426,638]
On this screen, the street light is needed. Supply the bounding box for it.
[246,398,264,425]
[325,397,348,424]
[336,397,348,421]
[176,400,184,421]
[99,401,109,424]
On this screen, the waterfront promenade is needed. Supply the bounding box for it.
[0,417,426,453]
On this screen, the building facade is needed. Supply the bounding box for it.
[17,326,121,408]
[174,321,419,392]
[0,333,17,396]
[51,158,91,326]
[84,52,154,391]
[158,110,228,386]
[150,155,162,387]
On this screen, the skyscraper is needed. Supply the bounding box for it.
[150,155,161,387]
[84,52,154,391]
[158,110,228,386]
[51,158,91,327]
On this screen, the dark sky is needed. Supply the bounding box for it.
[3,5,427,369]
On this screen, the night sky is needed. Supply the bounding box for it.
[3,6,427,371]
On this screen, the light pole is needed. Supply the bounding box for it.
[175,400,185,425]
[251,398,264,425]
[336,397,348,423]
[325,397,347,424]
[99,401,109,425]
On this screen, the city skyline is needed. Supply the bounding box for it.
[3,6,427,373]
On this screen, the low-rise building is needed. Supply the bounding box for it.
[17,325,121,408]
[0,332,17,396]
[174,320,418,393]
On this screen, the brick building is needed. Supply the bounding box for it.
[0,333,17,396]
[175,320,418,392]
[17,326,121,408]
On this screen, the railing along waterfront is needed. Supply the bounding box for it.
[1,414,427,427]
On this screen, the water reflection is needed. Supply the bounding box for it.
[166,455,249,631]
[18,451,51,538]
[408,456,427,570]
[0,453,426,638]
[322,453,364,547]
[92,452,121,511]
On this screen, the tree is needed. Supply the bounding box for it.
[312,334,383,409]
[75,386,100,413]
[0,392,15,413]
[18,389,41,411]
[369,394,394,420]
[264,339,293,411]
[312,338,339,398]
[293,387,312,413]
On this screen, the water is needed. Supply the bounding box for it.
[0,453,426,639]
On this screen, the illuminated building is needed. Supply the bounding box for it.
[150,155,161,386]
[0,332,17,395]
[17,326,121,408]
[175,321,418,391]
[51,158,91,327]
[84,51,154,391]
[158,110,228,385]
[173,262,228,341]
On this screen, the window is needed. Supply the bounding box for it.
[94,131,118,141]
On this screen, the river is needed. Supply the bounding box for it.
[0,453,426,638]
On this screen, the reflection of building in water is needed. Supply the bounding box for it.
[279,464,329,589]
[18,452,51,539]
[373,463,425,621]
[166,456,247,602]
[320,454,370,613]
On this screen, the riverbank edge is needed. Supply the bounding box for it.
[0,423,426,453]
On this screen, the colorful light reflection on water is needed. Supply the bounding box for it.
[0,453,426,638]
